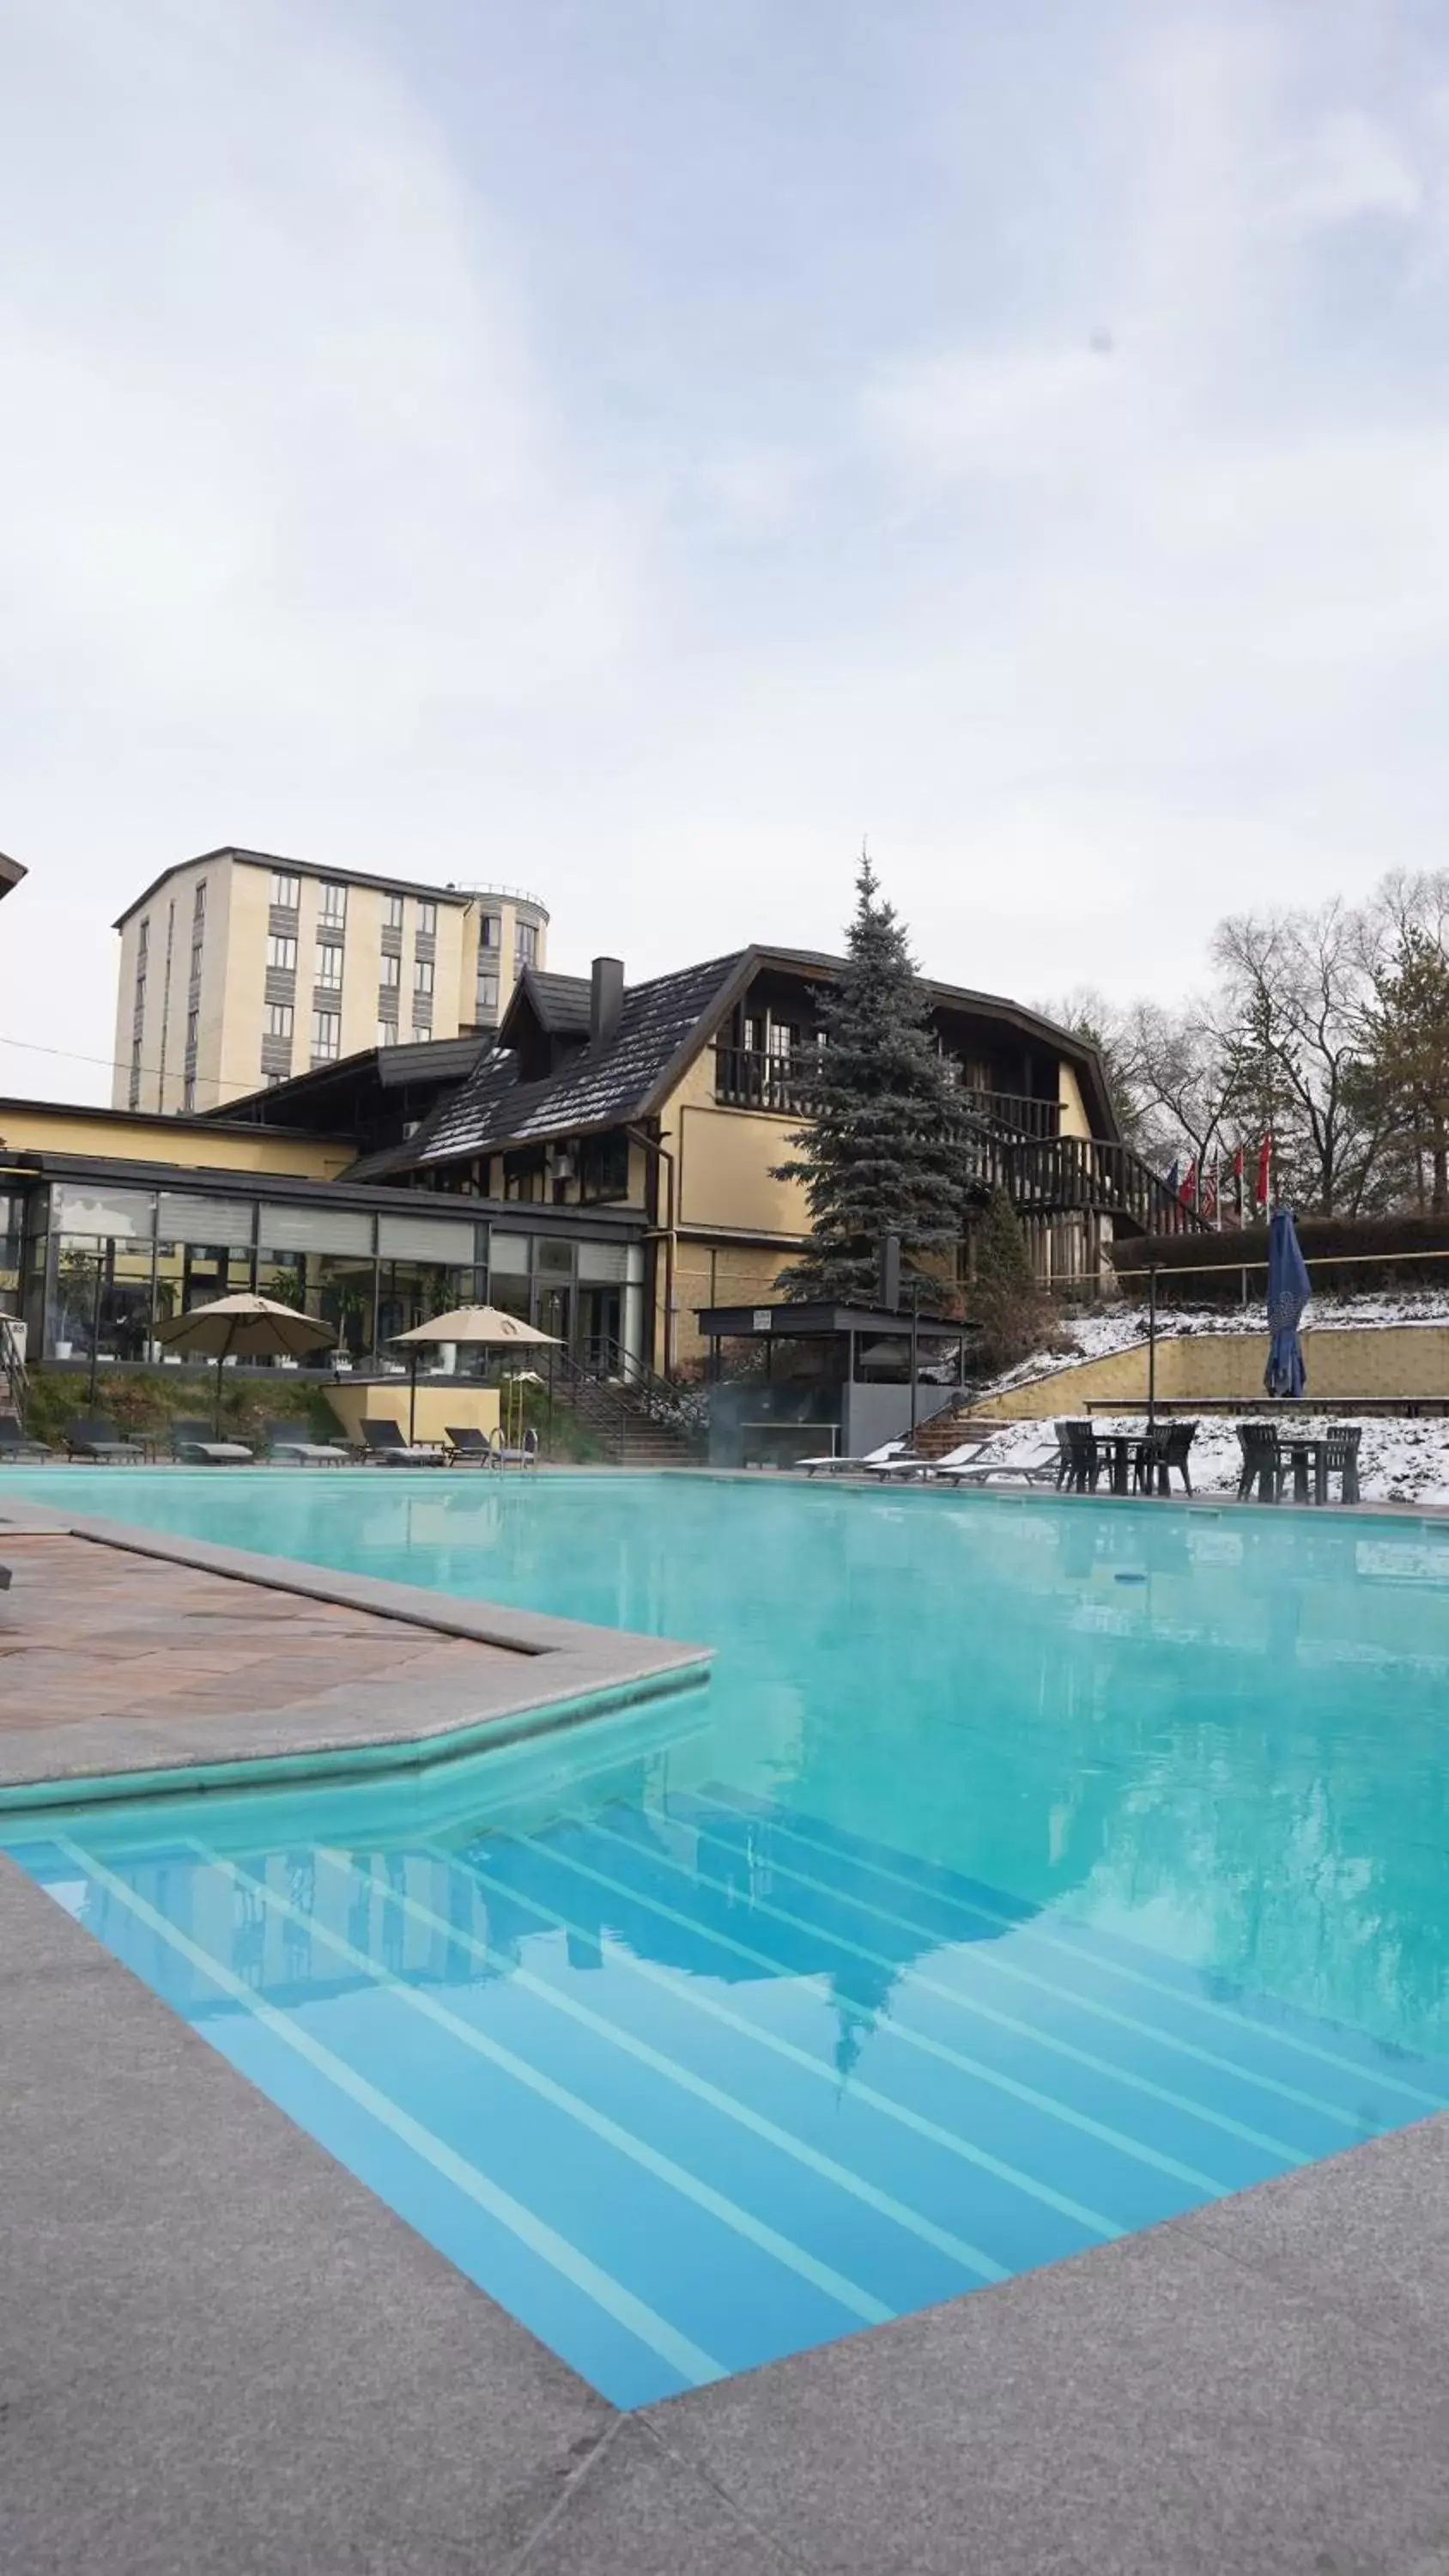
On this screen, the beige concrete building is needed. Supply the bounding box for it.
[111,848,549,1114]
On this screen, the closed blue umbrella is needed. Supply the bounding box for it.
[1264,1207,1310,1398]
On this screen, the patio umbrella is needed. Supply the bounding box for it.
[1264,1207,1311,1400]
[391,1304,561,1442]
[155,1291,336,1433]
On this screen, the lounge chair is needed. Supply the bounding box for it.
[865,1439,991,1483]
[1236,1423,1285,1503]
[361,1416,446,1467]
[445,1425,496,1467]
[796,1440,906,1478]
[64,1416,147,1463]
[0,1413,55,1463]
[265,1419,350,1467]
[489,1425,540,1470]
[936,1440,1064,1487]
[172,1417,253,1466]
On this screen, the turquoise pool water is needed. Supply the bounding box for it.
[5,1469,1449,2404]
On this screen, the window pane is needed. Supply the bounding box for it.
[311,1012,340,1060]
[267,933,297,971]
[384,892,403,930]
[487,1230,530,1275]
[53,1184,155,1240]
[316,944,343,988]
[156,1192,253,1245]
[319,881,347,924]
[413,957,434,994]
[379,951,400,987]
[259,1204,373,1255]
[264,1001,294,1039]
[536,1236,573,1275]
[270,870,300,908]
[577,1241,629,1282]
[376,1212,476,1262]
[417,899,437,934]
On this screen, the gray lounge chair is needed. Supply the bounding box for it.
[0,1413,55,1463]
[489,1425,539,1470]
[64,1416,146,1463]
[936,1437,1064,1486]
[172,1417,253,1466]
[445,1425,496,1466]
[361,1416,446,1467]
[266,1419,350,1466]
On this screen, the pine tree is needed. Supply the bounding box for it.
[773,856,966,1306]
[967,1188,1047,1372]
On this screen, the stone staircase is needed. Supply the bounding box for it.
[906,1400,1016,1461]
[546,1364,698,1468]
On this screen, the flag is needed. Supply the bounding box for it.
[1233,1142,1245,1218]
[1179,1159,1197,1207]
[1201,1158,1219,1225]
[1165,1159,1179,1197]
[1256,1133,1272,1212]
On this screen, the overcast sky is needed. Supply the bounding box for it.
[3,0,1448,1103]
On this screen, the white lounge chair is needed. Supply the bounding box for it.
[795,1439,906,1478]
[867,1438,990,1483]
[936,1442,1062,1486]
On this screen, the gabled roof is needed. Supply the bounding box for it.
[506,968,593,1039]
[398,952,750,1170]
[215,1032,489,1132]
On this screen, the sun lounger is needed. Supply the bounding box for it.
[0,1413,55,1463]
[64,1416,147,1463]
[445,1426,496,1466]
[172,1417,253,1466]
[936,1443,1063,1486]
[489,1426,539,1469]
[361,1417,446,1467]
[796,1440,906,1477]
[265,1419,350,1466]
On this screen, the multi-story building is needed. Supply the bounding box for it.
[110,848,549,1114]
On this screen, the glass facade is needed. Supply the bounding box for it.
[9,1182,645,1376]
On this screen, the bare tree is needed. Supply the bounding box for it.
[1210,902,1376,1215]
[1115,999,1233,1184]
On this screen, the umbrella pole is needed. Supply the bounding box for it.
[409,1351,419,1446]
[1147,1266,1158,1433]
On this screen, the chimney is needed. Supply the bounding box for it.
[590,956,625,1046]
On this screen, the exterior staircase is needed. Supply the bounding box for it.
[546,1350,699,1468]
[906,1401,1017,1461]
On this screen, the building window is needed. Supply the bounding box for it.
[270,870,300,908]
[189,939,203,987]
[480,913,500,951]
[579,1131,630,1202]
[133,970,146,1016]
[311,1010,341,1062]
[128,1040,142,1111]
[413,956,434,996]
[185,1009,199,1051]
[377,1018,398,1048]
[192,880,208,923]
[416,899,437,937]
[181,1075,197,1111]
[515,920,538,968]
[319,881,347,927]
[136,917,150,963]
[379,950,400,990]
[264,1001,294,1039]
[384,892,404,932]
[476,970,499,1017]
[267,933,297,973]
[315,942,343,989]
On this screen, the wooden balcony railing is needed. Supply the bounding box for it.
[959,1087,1060,1139]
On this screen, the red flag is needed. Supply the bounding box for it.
[1179,1159,1197,1207]
[1256,1134,1272,1211]
[1201,1160,1218,1224]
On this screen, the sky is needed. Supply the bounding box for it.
[3,0,1449,1103]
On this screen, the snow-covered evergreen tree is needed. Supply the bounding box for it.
[774,858,966,1305]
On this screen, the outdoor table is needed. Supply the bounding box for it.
[1286,1437,1330,1505]
[1098,1431,1151,1497]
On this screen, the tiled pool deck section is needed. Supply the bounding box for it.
[4,1486,1449,2571]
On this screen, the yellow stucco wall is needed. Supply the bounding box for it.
[676,1103,809,1234]
[0,1099,354,1178]
[1058,1060,1091,1141]
[967,1325,1449,1418]
[326,1379,501,1443]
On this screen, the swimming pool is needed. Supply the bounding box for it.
[5,1470,1449,2405]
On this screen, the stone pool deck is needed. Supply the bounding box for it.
[3,1491,1449,2571]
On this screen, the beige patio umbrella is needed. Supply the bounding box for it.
[155,1291,336,1432]
[391,1304,561,1442]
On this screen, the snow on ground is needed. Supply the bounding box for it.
[961,1411,1449,1509]
[982,1288,1449,1403]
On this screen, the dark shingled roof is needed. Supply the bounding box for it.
[396,951,749,1170]
[515,969,593,1037]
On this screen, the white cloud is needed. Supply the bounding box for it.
[1272,109,1424,231]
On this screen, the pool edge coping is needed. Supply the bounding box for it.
[0,1493,712,1809]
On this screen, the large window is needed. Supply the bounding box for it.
[311,1009,341,1062]
[515,920,539,967]
[384,891,404,931]
[413,956,433,996]
[192,879,208,923]
[264,1001,294,1039]
[267,933,297,972]
[480,913,500,951]
[189,938,203,986]
[319,881,348,927]
[315,942,344,989]
[270,870,300,908]
[379,950,400,989]
[377,1018,398,1048]
[416,898,437,937]
[476,969,499,1017]
[375,1212,478,1350]
[259,1206,376,1365]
